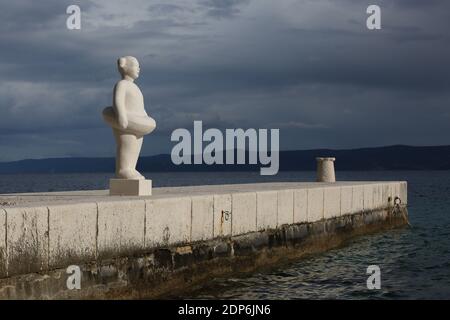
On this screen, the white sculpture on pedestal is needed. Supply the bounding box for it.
[102,56,156,195]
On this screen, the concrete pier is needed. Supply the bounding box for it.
[0,181,408,299]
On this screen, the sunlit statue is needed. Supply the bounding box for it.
[102,56,156,181]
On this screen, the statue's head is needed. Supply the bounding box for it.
[117,56,140,80]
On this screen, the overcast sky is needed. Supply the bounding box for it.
[0,0,449,161]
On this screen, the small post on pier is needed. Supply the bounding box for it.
[316,157,336,183]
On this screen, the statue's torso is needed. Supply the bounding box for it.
[124,82,147,116]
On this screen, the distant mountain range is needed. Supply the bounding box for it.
[0,145,449,174]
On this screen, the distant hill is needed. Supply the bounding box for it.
[0,145,449,174]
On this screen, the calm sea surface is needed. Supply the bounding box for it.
[0,171,449,299]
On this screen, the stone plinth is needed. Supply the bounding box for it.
[109,179,152,196]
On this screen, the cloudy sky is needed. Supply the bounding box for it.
[0,0,449,161]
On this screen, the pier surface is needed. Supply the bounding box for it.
[0,181,407,299]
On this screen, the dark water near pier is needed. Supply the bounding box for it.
[0,171,449,299]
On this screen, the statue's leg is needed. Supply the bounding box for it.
[131,135,144,178]
[113,129,142,179]
[115,137,119,177]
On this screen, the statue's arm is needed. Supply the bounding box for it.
[113,81,128,130]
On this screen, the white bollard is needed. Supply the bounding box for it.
[316,157,336,183]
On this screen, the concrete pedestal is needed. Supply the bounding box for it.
[316,157,336,183]
[109,179,152,196]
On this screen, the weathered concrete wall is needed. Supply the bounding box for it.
[0,181,408,299]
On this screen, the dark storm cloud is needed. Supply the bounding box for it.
[200,0,250,18]
[0,0,65,31]
[0,0,449,161]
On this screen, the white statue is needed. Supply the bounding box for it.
[102,56,156,180]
